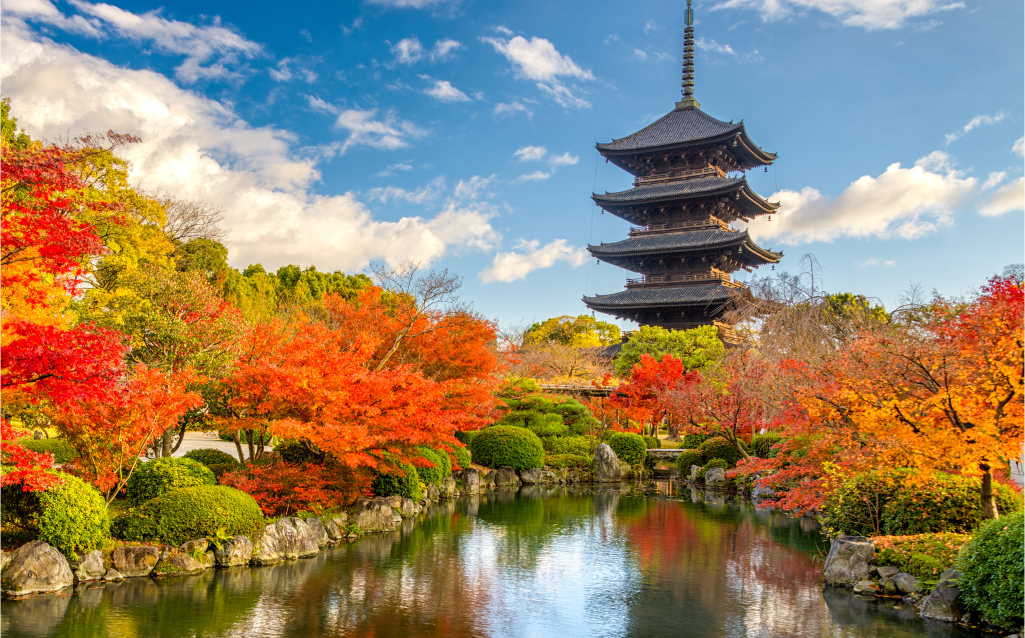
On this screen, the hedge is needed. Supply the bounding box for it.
[751,433,782,459]
[182,448,240,479]
[372,462,423,500]
[1,473,110,558]
[605,432,647,469]
[470,426,544,471]
[674,450,704,474]
[544,454,592,470]
[455,430,480,448]
[697,437,747,467]
[113,485,264,545]
[956,512,1025,630]
[494,395,598,437]
[682,433,712,448]
[124,457,217,503]
[642,435,661,449]
[447,445,472,471]
[16,438,79,464]
[414,447,450,486]
[873,532,972,579]
[543,436,591,456]
[703,458,730,473]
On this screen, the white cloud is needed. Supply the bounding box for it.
[858,258,896,268]
[1014,137,1024,157]
[945,111,1009,145]
[644,20,662,34]
[452,175,496,201]
[480,239,589,283]
[481,34,594,109]
[516,170,552,182]
[983,171,1007,190]
[604,34,620,44]
[390,36,461,65]
[513,145,547,161]
[373,162,414,178]
[978,178,1024,217]
[332,108,427,153]
[304,94,338,115]
[494,101,532,118]
[270,57,317,83]
[548,151,578,166]
[419,75,471,102]
[366,176,446,204]
[492,26,514,36]
[3,0,102,36]
[747,151,977,245]
[712,0,965,30]
[696,37,737,55]
[633,49,648,61]
[654,52,674,61]
[0,19,496,272]
[366,0,453,8]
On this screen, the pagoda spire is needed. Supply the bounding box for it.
[676,0,700,110]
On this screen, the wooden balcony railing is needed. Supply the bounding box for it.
[629,219,731,235]
[625,271,745,289]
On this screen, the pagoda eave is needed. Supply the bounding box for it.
[593,178,779,220]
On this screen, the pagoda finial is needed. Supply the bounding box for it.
[676,0,700,110]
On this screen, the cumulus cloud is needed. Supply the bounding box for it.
[0,19,496,271]
[696,37,736,55]
[452,175,496,201]
[419,75,471,102]
[633,49,647,61]
[978,178,1024,217]
[481,33,594,108]
[712,0,965,30]
[945,111,1009,145]
[270,57,317,82]
[3,0,102,36]
[747,151,977,245]
[513,145,547,161]
[494,101,532,118]
[548,152,578,166]
[390,36,461,65]
[366,176,446,204]
[983,171,1007,190]
[480,239,589,283]
[366,0,455,8]
[512,148,577,180]
[332,109,427,153]
[1014,137,1024,157]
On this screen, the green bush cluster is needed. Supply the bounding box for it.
[956,512,1024,630]
[544,454,591,470]
[1,473,110,558]
[682,433,712,448]
[447,445,472,471]
[182,448,239,479]
[455,430,480,448]
[697,437,747,467]
[874,532,972,579]
[674,450,704,474]
[17,438,79,464]
[543,436,591,456]
[605,432,647,469]
[470,426,544,471]
[820,470,1024,537]
[125,457,217,503]
[113,485,263,545]
[751,433,782,458]
[372,461,423,500]
[414,447,451,486]
[642,436,660,449]
[274,440,319,464]
[703,459,730,473]
[493,395,598,437]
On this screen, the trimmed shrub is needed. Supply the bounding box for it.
[447,445,472,471]
[125,457,217,503]
[113,485,263,545]
[543,436,591,456]
[873,532,972,579]
[682,433,712,448]
[956,512,1025,630]
[751,433,782,459]
[642,435,660,449]
[414,447,449,486]
[183,448,239,479]
[470,426,544,471]
[493,395,599,437]
[605,432,648,469]
[674,450,704,474]
[372,462,423,500]
[544,454,591,470]
[1,473,110,558]
[455,430,480,448]
[697,437,747,467]
[17,438,79,464]
[275,440,319,464]
[703,458,730,473]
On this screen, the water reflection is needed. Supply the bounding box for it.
[1,486,982,638]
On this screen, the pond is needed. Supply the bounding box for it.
[1,484,980,638]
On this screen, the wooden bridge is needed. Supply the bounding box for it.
[538,384,614,397]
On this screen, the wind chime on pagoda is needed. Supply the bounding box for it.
[583,0,782,339]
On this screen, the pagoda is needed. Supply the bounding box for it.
[583,0,782,337]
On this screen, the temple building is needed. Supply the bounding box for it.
[583,0,782,338]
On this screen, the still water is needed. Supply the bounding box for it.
[2,484,978,638]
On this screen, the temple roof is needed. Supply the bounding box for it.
[588,229,782,262]
[595,107,776,168]
[583,284,736,309]
[592,176,779,217]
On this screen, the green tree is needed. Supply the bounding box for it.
[614,325,724,377]
[524,315,620,347]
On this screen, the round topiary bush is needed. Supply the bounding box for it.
[674,450,704,474]
[125,457,217,503]
[470,426,544,471]
[372,462,423,500]
[697,437,747,467]
[527,413,569,438]
[17,438,79,464]
[751,433,782,459]
[544,436,591,456]
[605,432,648,469]
[956,512,1024,630]
[456,430,480,448]
[642,435,660,449]
[113,485,264,545]
[544,454,591,470]
[1,473,110,558]
[414,447,448,486]
[703,458,730,473]
[682,433,712,448]
[447,445,472,471]
[182,448,240,480]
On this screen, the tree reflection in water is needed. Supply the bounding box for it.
[0,486,980,638]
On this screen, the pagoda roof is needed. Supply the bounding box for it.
[595,107,776,167]
[588,229,782,263]
[583,284,736,310]
[592,176,779,217]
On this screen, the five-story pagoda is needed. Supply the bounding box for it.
[583,0,782,335]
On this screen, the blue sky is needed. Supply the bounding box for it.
[2,0,1022,329]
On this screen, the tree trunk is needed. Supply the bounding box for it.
[161,428,173,457]
[980,463,999,519]
[246,429,256,464]
[232,431,245,464]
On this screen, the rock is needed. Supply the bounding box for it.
[619,461,633,479]
[892,572,920,594]
[542,470,560,484]
[351,497,403,533]
[152,551,206,578]
[215,535,253,567]
[102,568,124,582]
[704,468,728,489]
[304,518,330,547]
[383,495,403,510]
[593,444,621,482]
[493,467,521,488]
[398,498,421,518]
[519,468,543,485]
[751,485,776,500]
[852,580,879,594]
[565,469,579,483]
[1,551,10,573]
[321,514,349,542]
[112,545,160,578]
[822,537,875,587]
[1,541,74,596]
[879,577,898,595]
[921,569,963,622]
[70,550,105,582]
[32,429,45,440]
[439,476,458,499]
[877,566,900,579]
[273,517,320,560]
[426,484,441,501]
[453,468,480,493]
[250,526,284,566]
[479,470,495,489]
[688,465,702,482]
